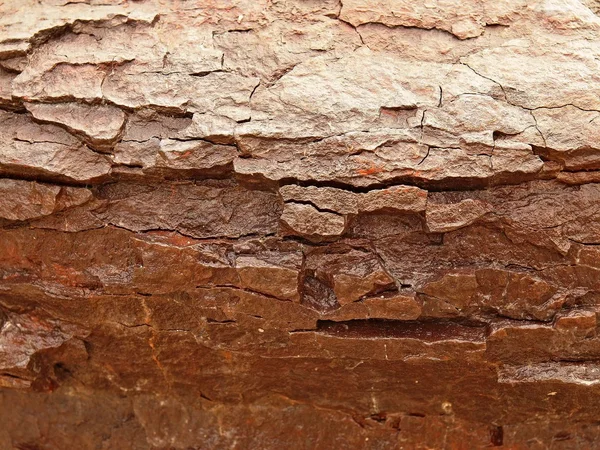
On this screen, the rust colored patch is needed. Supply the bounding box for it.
[357,161,385,176]
[47,263,88,287]
[177,150,194,159]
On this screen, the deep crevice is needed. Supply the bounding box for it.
[292,318,488,341]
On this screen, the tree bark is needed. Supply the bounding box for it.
[1,0,600,448]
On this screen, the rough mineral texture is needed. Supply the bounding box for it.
[1,0,600,448]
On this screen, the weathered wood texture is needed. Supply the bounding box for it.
[2,0,600,448]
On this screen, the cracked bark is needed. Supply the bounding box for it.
[2,0,600,448]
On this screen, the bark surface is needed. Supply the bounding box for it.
[2,0,600,448]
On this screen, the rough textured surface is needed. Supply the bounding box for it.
[2,0,600,448]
